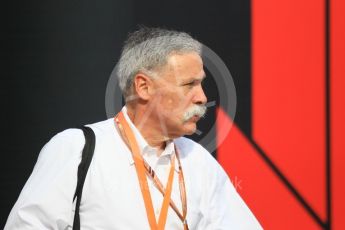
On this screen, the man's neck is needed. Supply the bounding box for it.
[126,105,168,156]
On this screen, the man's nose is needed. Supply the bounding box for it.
[193,85,207,105]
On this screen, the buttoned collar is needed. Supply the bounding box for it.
[121,106,178,172]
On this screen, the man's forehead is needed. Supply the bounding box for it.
[163,53,204,79]
[164,66,205,84]
[185,71,206,80]
[167,52,203,65]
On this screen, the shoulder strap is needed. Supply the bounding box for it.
[73,126,96,230]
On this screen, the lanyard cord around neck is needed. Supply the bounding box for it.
[115,112,189,230]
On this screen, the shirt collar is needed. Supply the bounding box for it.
[122,106,148,155]
[121,106,177,170]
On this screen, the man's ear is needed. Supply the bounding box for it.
[133,73,154,100]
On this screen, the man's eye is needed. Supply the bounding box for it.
[182,81,194,87]
[182,79,203,88]
[187,81,197,86]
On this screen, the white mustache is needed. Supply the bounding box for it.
[183,105,207,122]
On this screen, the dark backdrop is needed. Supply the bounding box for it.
[2,0,251,226]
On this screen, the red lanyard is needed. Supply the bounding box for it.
[115,111,189,230]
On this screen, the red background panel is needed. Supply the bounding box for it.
[251,0,326,221]
[217,0,345,228]
[217,108,322,229]
[331,0,345,229]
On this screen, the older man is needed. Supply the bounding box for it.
[5,27,262,229]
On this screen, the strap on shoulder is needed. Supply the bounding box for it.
[73,126,96,230]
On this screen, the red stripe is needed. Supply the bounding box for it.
[331,0,345,228]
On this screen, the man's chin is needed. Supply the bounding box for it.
[182,124,197,136]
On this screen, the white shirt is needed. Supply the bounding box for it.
[5,107,262,229]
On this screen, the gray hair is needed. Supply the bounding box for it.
[116,27,202,97]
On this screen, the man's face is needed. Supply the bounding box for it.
[149,52,207,138]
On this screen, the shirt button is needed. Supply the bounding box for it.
[155,209,160,215]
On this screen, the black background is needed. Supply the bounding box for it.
[1,0,251,225]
